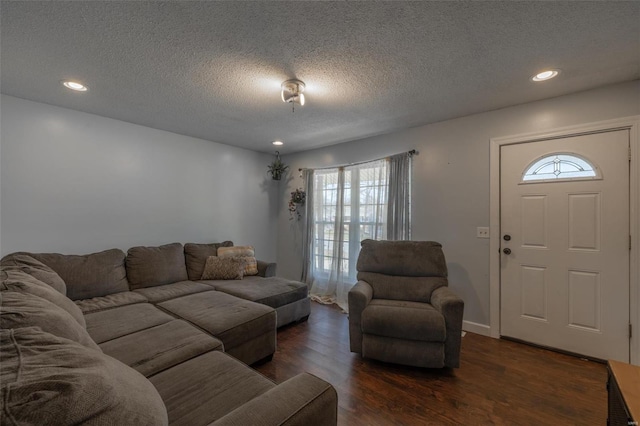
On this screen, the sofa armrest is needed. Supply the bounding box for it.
[430,286,464,368]
[347,280,373,354]
[257,260,277,278]
[213,373,337,426]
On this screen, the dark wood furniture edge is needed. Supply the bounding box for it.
[608,359,640,422]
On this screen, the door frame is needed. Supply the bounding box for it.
[489,116,640,364]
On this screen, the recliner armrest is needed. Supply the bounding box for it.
[430,286,464,368]
[348,281,373,354]
[349,281,373,311]
[256,260,277,277]
[430,286,464,324]
[213,373,337,425]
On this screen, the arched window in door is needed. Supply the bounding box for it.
[521,153,601,183]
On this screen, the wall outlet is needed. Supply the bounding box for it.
[476,227,490,238]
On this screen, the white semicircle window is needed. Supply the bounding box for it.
[521,153,601,183]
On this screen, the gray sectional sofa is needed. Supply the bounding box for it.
[0,241,337,425]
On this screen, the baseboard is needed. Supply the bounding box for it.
[462,320,491,337]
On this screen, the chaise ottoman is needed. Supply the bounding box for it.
[203,276,310,328]
[158,290,276,365]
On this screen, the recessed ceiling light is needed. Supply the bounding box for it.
[62,80,88,91]
[272,141,284,146]
[532,69,560,82]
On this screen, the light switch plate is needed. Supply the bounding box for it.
[477,227,490,238]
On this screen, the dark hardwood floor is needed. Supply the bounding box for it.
[255,301,606,425]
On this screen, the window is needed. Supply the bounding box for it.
[304,152,412,311]
[312,160,388,282]
[522,153,600,183]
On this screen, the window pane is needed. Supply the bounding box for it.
[311,160,390,282]
[522,154,598,182]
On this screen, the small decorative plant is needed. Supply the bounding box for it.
[288,188,306,220]
[267,151,289,181]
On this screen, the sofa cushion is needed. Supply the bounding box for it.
[0,291,101,351]
[217,245,259,276]
[357,272,447,304]
[0,327,168,426]
[201,256,245,280]
[1,269,86,327]
[1,253,67,295]
[133,280,213,303]
[184,241,234,280]
[99,320,223,377]
[84,303,174,344]
[5,249,129,300]
[149,350,274,426]
[213,276,308,309]
[158,291,275,351]
[356,239,448,277]
[361,299,446,342]
[75,291,148,314]
[126,242,188,289]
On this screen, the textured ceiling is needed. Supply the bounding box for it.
[1,1,639,153]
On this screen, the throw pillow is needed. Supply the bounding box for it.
[0,327,168,426]
[1,269,86,328]
[184,241,234,280]
[201,256,245,280]
[217,245,259,276]
[0,254,67,295]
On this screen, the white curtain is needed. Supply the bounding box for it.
[306,158,400,312]
[308,168,347,309]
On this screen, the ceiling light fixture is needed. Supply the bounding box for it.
[272,140,284,146]
[532,69,560,82]
[62,80,88,91]
[281,79,305,112]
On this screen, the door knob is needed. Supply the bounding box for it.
[503,248,512,255]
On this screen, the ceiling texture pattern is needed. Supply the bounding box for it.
[1,1,639,153]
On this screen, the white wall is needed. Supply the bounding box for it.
[0,95,279,259]
[277,80,640,327]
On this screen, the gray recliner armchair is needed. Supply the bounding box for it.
[348,240,464,368]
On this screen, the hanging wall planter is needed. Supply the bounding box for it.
[288,188,306,220]
[267,151,289,181]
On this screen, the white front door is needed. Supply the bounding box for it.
[500,129,630,362]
